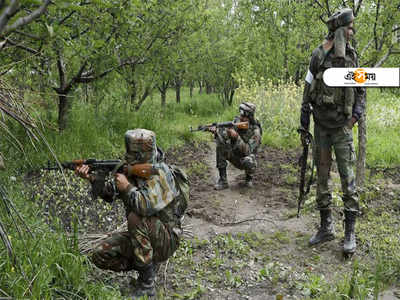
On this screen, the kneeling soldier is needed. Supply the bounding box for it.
[210,102,262,190]
[76,129,189,298]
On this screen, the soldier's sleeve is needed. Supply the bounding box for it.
[121,169,176,217]
[232,126,261,155]
[352,52,366,121]
[300,49,320,131]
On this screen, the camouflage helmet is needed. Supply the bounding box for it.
[327,8,354,32]
[239,102,256,117]
[124,129,157,164]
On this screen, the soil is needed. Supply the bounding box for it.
[27,140,400,299]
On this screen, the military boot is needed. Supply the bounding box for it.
[130,263,157,299]
[309,209,335,246]
[244,173,253,188]
[343,210,357,254]
[214,168,228,190]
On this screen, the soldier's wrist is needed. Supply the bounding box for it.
[88,174,96,183]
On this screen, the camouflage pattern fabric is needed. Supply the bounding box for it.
[91,161,188,271]
[92,212,180,271]
[216,117,261,175]
[301,44,365,130]
[314,122,358,212]
[300,38,365,215]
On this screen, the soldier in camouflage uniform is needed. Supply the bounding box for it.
[211,102,262,190]
[299,8,365,255]
[76,129,189,299]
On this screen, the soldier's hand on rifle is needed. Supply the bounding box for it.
[75,164,91,181]
[347,116,357,129]
[208,126,217,134]
[300,131,309,147]
[227,128,238,140]
[114,173,130,192]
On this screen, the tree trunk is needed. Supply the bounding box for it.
[205,81,212,94]
[356,112,367,188]
[57,93,70,131]
[134,86,151,111]
[198,80,202,94]
[175,77,181,104]
[129,80,137,111]
[158,81,169,108]
[189,81,194,98]
[160,89,166,107]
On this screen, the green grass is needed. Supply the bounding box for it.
[1,81,400,299]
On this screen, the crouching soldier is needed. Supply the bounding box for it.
[210,102,262,190]
[76,129,189,298]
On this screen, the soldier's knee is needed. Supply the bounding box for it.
[241,154,257,171]
[91,245,109,269]
[128,211,142,232]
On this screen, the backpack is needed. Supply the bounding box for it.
[169,165,189,218]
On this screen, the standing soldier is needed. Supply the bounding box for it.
[76,129,189,298]
[211,102,262,190]
[299,8,365,255]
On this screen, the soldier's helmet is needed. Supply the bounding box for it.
[124,129,157,164]
[239,102,256,118]
[327,8,354,32]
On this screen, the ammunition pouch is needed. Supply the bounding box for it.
[309,52,355,122]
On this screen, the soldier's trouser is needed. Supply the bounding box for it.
[314,123,359,212]
[216,140,257,175]
[91,212,180,272]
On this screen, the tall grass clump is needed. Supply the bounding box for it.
[235,76,303,149]
[0,182,120,299]
[365,88,400,167]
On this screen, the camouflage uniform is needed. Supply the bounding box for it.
[216,117,261,174]
[89,129,189,297]
[215,102,262,189]
[300,8,365,254]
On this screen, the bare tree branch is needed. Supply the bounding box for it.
[373,0,381,50]
[313,0,325,10]
[360,37,374,58]
[2,0,52,35]
[76,58,145,83]
[355,0,364,16]
[374,45,393,67]
[13,30,41,40]
[57,11,75,25]
[0,0,19,34]
[325,0,331,16]
[3,38,39,54]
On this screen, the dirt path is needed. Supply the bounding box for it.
[186,142,308,240]
[161,141,362,299]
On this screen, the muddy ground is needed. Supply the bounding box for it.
[28,140,400,299]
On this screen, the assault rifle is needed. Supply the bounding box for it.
[190,121,249,132]
[297,128,314,218]
[44,159,159,179]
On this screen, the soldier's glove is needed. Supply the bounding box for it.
[347,116,357,129]
[297,127,311,147]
